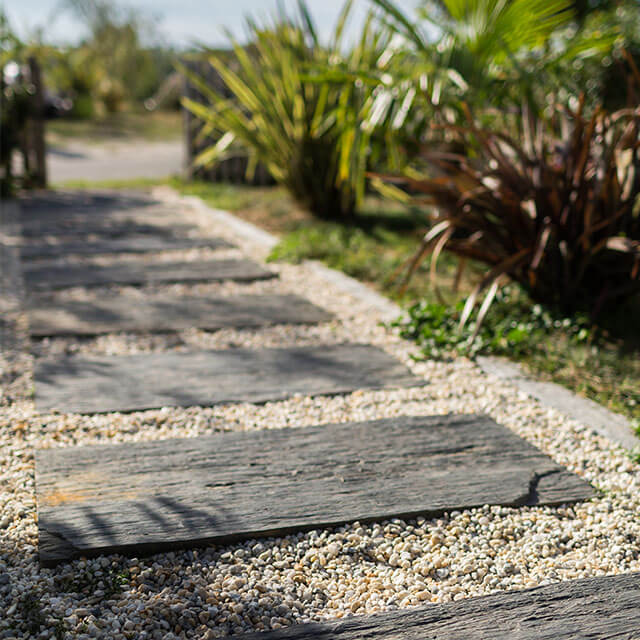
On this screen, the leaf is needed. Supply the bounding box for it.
[471,276,503,342]
[297,0,319,47]
[368,0,429,54]
[460,248,531,330]
[369,176,412,203]
[606,237,640,254]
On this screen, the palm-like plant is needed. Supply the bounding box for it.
[369,0,615,109]
[421,0,572,63]
[180,1,410,220]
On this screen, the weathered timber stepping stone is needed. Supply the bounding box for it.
[35,414,593,566]
[19,235,233,259]
[33,344,423,414]
[20,192,193,237]
[19,191,182,223]
[19,219,197,239]
[23,258,275,290]
[216,572,640,640]
[27,293,332,336]
[20,190,164,215]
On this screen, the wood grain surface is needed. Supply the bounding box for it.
[24,258,275,290]
[28,293,332,336]
[35,414,593,566]
[34,344,424,414]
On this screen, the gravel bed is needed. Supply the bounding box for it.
[0,190,638,639]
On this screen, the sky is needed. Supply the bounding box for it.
[5,0,422,49]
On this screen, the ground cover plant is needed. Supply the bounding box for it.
[394,287,640,424]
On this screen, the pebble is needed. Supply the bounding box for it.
[1,188,638,638]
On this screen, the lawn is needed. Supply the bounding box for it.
[46,110,183,147]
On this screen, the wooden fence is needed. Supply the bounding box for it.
[181,58,274,186]
[1,57,47,194]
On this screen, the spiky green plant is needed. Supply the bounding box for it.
[179,1,410,220]
[376,96,640,333]
[369,0,615,111]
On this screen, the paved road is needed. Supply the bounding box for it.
[47,139,185,184]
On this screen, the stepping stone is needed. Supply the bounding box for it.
[19,219,197,239]
[33,344,423,414]
[27,293,332,336]
[35,414,593,566]
[215,572,640,640]
[20,190,164,215]
[19,191,198,241]
[19,191,182,223]
[23,258,275,290]
[19,235,233,259]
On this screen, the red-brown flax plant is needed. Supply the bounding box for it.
[379,96,640,331]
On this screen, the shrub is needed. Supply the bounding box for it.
[180,1,408,220]
[379,96,640,329]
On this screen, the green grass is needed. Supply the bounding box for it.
[46,109,182,146]
[56,177,170,190]
[169,180,474,304]
[523,340,640,423]
[166,179,284,215]
[268,222,463,304]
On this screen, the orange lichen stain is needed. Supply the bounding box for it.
[40,488,140,506]
[40,489,93,507]
[39,470,144,506]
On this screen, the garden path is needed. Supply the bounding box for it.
[0,188,637,638]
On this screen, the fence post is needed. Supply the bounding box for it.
[181,68,194,180]
[27,57,47,188]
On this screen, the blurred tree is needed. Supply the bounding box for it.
[40,0,174,114]
[1,11,45,194]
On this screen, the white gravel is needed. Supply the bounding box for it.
[1,189,639,639]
